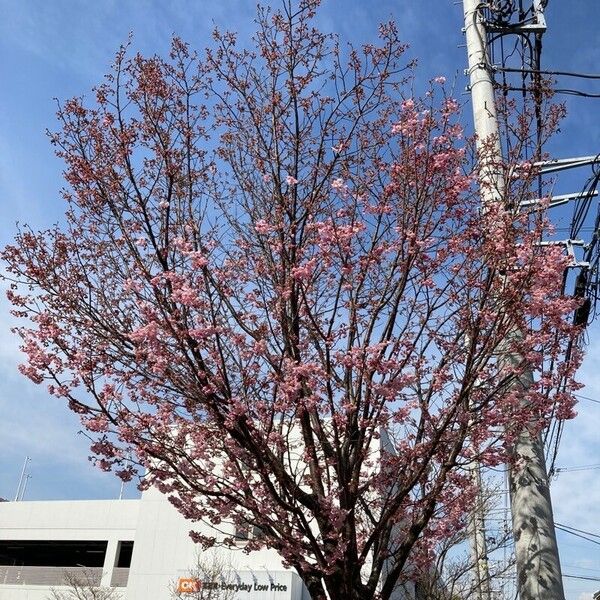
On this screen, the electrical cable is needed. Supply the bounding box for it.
[503,86,600,98]
[574,393,600,404]
[495,66,600,80]
[563,574,600,582]
[569,169,599,238]
[554,89,600,99]
[562,563,600,573]
[555,523,600,540]
[555,464,600,473]
[554,524,600,546]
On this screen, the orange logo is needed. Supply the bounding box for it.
[177,578,202,593]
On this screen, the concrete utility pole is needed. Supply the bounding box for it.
[467,461,492,600]
[461,1,565,599]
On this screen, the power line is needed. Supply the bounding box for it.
[562,563,600,573]
[554,463,600,473]
[555,89,600,99]
[555,523,600,541]
[563,573,600,582]
[554,524,600,547]
[495,66,600,80]
[574,393,600,405]
[503,86,600,98]
[555,528,600,547]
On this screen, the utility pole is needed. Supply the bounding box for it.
[509,415,564,599]
[461,1,565,599]
[467,461,492,600]
[14,455,30,502]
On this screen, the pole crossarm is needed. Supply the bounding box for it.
[535,155,600,174]
[520,190,599,210]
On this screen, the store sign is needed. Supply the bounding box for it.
[177,578,202,593]
[203,580,288,594]
[176,573,290,595]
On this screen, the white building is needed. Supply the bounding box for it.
[0,485,425,600]
[0,424,425,600]
[0,487,306,600]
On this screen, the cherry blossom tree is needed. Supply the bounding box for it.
[2,1,580,599]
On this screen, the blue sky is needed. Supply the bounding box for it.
[0,1,598,598]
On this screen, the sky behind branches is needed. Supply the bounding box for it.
[0,2,598,598]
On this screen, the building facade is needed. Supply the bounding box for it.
[0,488,306,600]
[0,427,422,600]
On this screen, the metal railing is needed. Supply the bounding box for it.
[110,567,130,587]
[0,566,103,586]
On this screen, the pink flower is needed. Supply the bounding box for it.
[255,219,271,234]
[291,257,318,281]
[285,175,298,185]
[188,251,208,268]
[129,321,159,343]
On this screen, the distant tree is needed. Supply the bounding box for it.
[3,1,579,599]
[47,569,121,600]
[170,552,237,600]
[413,481,516,600]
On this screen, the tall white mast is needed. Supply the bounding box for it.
[14,455,30,502]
